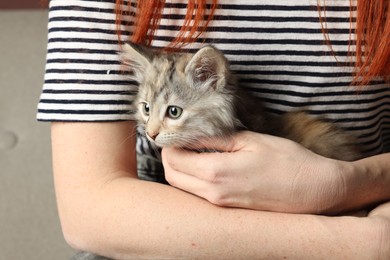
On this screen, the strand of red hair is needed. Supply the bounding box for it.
[115,0,217,49]
[354,0,390,85]
[118,0,389,86]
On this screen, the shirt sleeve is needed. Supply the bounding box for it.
[37,0,137,122]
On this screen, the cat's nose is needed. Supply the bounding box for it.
[147,131,159,140]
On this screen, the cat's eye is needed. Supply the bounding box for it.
[141,102,150,116]
[167,106,183,119]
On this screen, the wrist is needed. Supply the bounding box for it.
[330,154,390,214]
[315,158,378,215]
[289,156,348,214]
[323,159,354,214]
[310,158,351,214]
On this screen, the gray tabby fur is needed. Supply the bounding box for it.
[121,43,362,161]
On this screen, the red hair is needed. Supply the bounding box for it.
[354,0,390,85]
[115,0,217,48]
[117,0,389,85]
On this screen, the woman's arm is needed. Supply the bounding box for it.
[163,131,390,215]
[52,122,388,259]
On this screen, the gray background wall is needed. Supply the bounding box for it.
[0,10,75,259]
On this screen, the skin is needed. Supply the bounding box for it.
[163,131,390,215]
[51,121,390,259]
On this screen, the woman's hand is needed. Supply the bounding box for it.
[162,131,347,214]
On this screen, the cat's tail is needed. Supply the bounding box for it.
[271,111,362,161]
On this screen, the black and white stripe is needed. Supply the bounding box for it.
[38,0,389,162]
[38,0,135,121]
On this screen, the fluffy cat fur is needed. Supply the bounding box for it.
[121,43,361,161]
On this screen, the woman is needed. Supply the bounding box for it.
[38,0,390,258]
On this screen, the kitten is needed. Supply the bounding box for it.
[121,43,361,161]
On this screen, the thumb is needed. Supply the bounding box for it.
[369,201,390,219]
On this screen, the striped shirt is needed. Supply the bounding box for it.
[38,0,390,182]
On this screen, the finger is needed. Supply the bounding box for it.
[162,146,232,181]
[369,201,390,218]
[162,150,212,198]
[163,153,243,207]
[164,162,237,207]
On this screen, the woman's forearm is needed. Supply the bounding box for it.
[62,175,383,260]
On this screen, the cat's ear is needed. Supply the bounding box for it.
[185,45,229,91]
[120,43,152,82]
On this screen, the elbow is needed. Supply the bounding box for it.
[59,211,92,253]
[63,231,84,253]
[56,196,103,254]
[56,193,127,258]
[60,210,111,257]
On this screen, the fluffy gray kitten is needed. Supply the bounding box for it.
[122,43,361,161]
